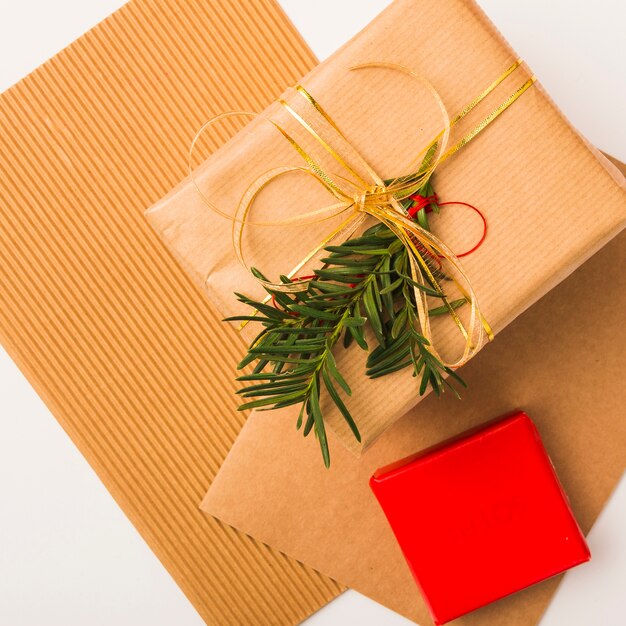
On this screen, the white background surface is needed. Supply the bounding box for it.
[0,1,624,624]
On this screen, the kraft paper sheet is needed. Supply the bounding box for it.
[0,1,343,624]
[204,198,626,626]
[147,0,626,456]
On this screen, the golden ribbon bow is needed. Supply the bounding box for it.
[191,60,535,369]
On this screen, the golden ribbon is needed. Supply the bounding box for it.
[190,60,536,369]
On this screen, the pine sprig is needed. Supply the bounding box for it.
[226,177,467,467]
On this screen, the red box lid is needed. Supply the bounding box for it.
[370,412,590,625]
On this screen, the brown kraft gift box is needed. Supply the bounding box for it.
[147,0,626,456]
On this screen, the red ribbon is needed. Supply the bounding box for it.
[271,275,316,314]
[407,193,440,217]
[408,194,487,258]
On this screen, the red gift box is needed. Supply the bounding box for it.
[370,411,590,625]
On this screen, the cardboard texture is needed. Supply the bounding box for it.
[203,222,626,626]
[147,0,626,455]
[0,1,343,624]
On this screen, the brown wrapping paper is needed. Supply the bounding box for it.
[0,1,343,624]
[147,0,626,455]
[203,212,626,625]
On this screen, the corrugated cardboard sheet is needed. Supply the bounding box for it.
[0,1,342,624]
[147,0,625,456]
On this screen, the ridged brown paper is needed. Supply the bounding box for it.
[0,1,342,624]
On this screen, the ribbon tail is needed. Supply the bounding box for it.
[374,208,487,369]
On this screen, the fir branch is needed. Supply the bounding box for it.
[227,165,467,467]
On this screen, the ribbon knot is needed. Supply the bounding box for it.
[354,185,389,214]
